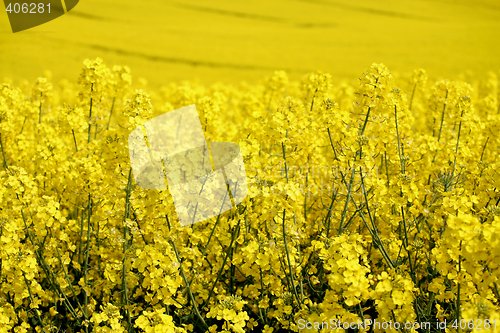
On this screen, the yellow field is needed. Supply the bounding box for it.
[1,0,500,86]
[1,1,500,332]
[1,58,500,332]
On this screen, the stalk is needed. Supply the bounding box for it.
[456,241,463,326]
[87,83,94,143]
[72,129,78,152]
[17,196,81,324]
[83,193,92,333]
[431,92,449,164]
[394,105,405,174]
[55,245,85,319]
[324,180,338,239]
[360,107,371,136]
[310,89,317,112]
[282,209,302,307]
[401,207,416,283]
[304,156,309,221]
[480,137,489,161]
[451,110,464,179]
[19,116,27,134]
[409,83,417,111]
[170,234,208,328]
[121,168,133,331]
[282,142,289,182]
[327,128,339,160]
[292,214,304,303]
[358,168,394,268]
[184,196,228,290]
[338,167,355,235]
[202,220,241,312]
[0,133,10,172]
[38,100,42,124]
[436,91,448,143]
[23,274,47,333]
[258,268,268,325]
[106,97,116,130]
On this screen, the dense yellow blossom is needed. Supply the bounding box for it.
[0,59,499,332]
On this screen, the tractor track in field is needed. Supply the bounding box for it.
[45,36,315,74]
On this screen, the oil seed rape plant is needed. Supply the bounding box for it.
[0,58,499,332]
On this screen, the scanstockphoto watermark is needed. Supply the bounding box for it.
[129,105,248,227]
[297,318,434,331]
[298,319,499,331]
[4,1,80,33]
[247,164,384,198]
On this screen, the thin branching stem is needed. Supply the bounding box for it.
[451,110,464,179]
[338,167,355,235]
[106,97,115,130]
[394,105,405,174]
[360,106,371,136]
[87,83,94,143]
[202,220,241,313]
[23,273,47,333]
[437,91,448,143]
[121,168,133,331]
[282,209,302,307]
[72,129,78,152]
[0,133,10,172]
[170,235,209,329]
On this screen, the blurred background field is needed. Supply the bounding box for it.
[1,0,500,87]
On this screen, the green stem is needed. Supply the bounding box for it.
[72,129,78,152]
[171,238,208,328]
[409,83,417,111]
[258,268,268,325]
[327,128,339,160]
[451,110,464,179]
[202,220,241,312]
[456,241,462,327]
[324,183,338,239]
[17,196,81,324]
[360,106,371,136]
[282,142,289,182]
[401,207,416,283]
[486,265,500,301]
[480,137,489,161]
[0,133,10,172]
[358,168,394,268]
[106,97,116,130]
[394,105,405,174]
[122,168,133,331]
[310,89,317,112]
[84,194,92,333]
[87,83,94,143]
[338,167,355,235]
[55,245,85,318]
[186,212,224,288]
[436,91,448,143]
[304,156,309,221]
[292,213,304,303]
[23,274,47,333]
[38,100,42,124]
[19,116,27,134]
[282,209,302,307]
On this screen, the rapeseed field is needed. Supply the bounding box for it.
[0,58,500,332]
[1,1,500,332]
[1,0,500,85]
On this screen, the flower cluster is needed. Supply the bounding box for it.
[0,59,499,332]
